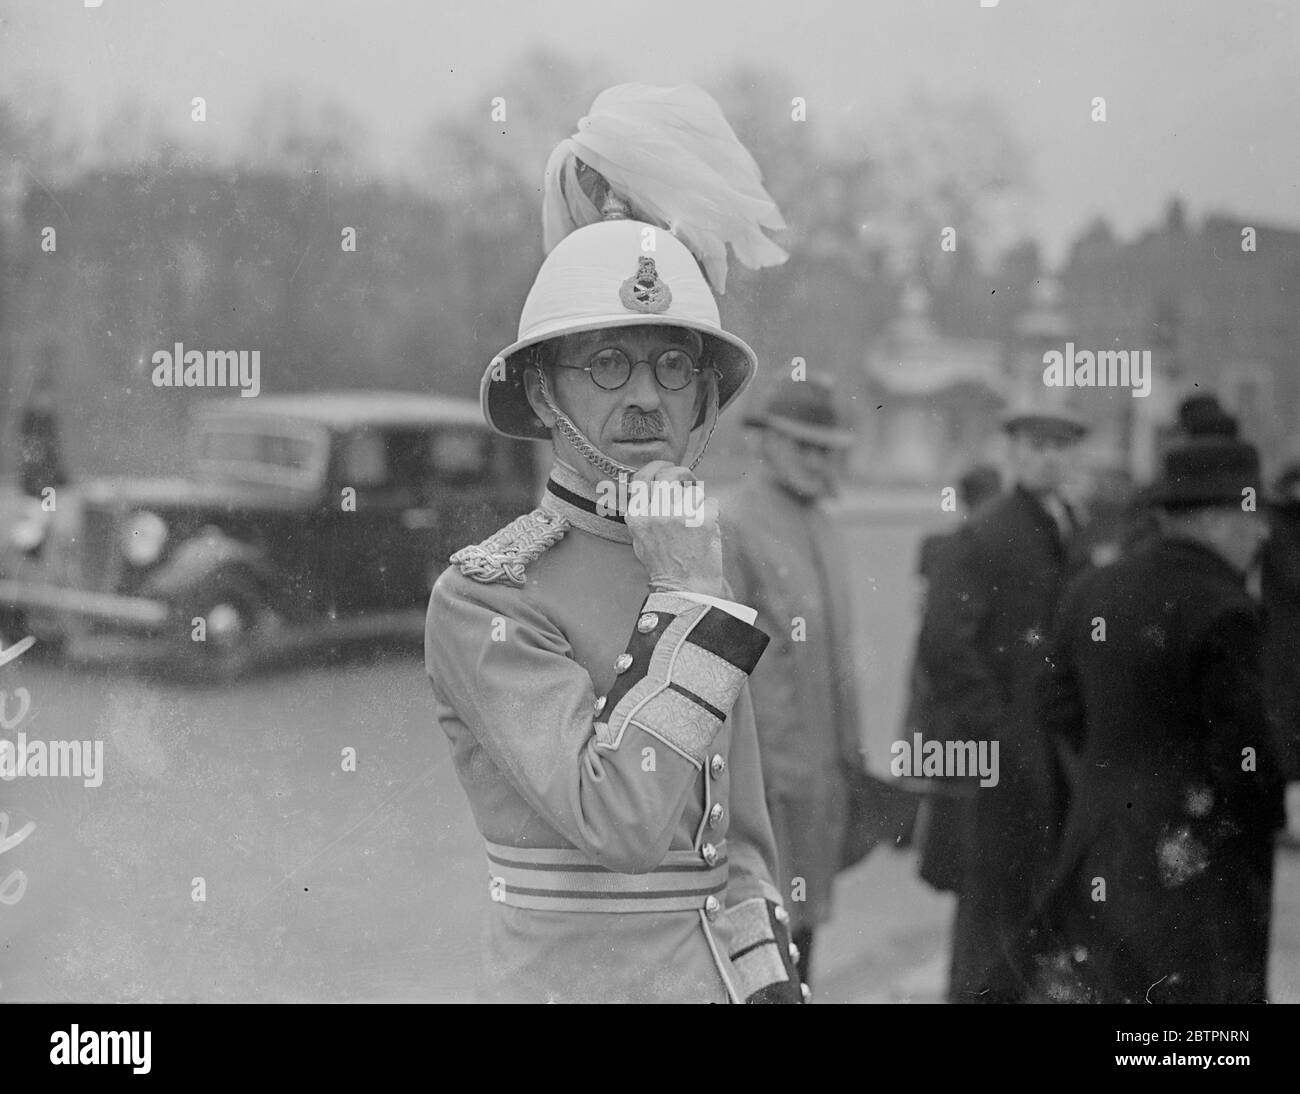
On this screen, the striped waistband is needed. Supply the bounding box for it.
[485,839,728,914]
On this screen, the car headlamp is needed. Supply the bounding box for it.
[121,510,168,567]
[10,506,48,552]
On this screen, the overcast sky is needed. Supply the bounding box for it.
[2,0,1297,265]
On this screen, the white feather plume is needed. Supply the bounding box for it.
[542,83,789,294]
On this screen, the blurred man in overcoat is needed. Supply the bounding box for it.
[917,404,1087,1002]
[908,465,1002,896]
[1030,436,1286,1002]
[718,377,861,986]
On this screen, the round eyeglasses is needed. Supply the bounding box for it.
[554,347,711,392]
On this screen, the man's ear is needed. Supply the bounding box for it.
[522,363,558,429]
[690,360,714,430]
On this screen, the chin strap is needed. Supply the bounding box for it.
[534,366,720,480]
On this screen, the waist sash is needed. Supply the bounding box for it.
[485,839,728,914]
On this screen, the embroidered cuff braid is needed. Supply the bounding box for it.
[726,897,803,1003]
[593,591,769,766]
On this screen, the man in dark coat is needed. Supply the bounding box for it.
[1029,437,1286,1003]
[917,405,1088,1003]
[1124,392,1298,785]
[909,464,1002,895]
[1263,462,1300,783]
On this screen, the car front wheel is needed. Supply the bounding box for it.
[177,577,269,680]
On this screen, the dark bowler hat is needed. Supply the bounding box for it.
[1151,437,1261,509]
[743,377,855,448]
[1177,393,1238,439]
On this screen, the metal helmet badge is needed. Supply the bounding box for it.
[619,256,672,314]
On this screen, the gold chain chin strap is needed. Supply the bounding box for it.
[534,366,718,479]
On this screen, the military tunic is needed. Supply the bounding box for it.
[425,464,799,1003]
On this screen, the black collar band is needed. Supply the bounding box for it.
[540,461,633,544]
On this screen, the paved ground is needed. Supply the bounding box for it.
[4,637,1294,1003]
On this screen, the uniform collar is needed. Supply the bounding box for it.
[540,460,634,545]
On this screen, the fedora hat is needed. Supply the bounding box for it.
[482,219,758,441]
[1151,437,1261,509]
[743,377,855,448]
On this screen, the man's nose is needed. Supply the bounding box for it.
[621,360,663,409]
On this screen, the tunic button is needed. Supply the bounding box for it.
[593,696,607,716]
[704,895,721,921]
[637,613,659,634]
[789,942,801,963]
[708,803,724,828]
[774,906,790,925]
[709,754,726,779]
[800,983,812,1003]
[614,653,634,674]
[701,842,718,866]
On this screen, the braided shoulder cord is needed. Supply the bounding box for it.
[449,507,570,586]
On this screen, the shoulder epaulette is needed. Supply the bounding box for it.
[450,506,570,586]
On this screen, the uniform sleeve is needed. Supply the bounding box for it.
[917,527,1010,740]
[719,681,803,1003]
[427,574,769,874]
[716,525,804,1001]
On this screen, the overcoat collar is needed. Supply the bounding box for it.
[1150,533,1250,588]
[1011,484,1069,560]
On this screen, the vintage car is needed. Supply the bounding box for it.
[0,391,541,676]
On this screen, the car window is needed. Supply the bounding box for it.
[341,430,389,488]
[429,430,490,484]
[262,433,317,470]
[191,418,328,490]
[331,426,494,502]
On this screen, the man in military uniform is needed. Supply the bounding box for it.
[425,85,802,1003]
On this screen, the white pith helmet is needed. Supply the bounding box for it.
[481,219,759,442]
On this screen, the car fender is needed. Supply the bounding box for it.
[140,526,278,605]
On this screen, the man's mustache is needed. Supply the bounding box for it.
[621,411,666,439]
